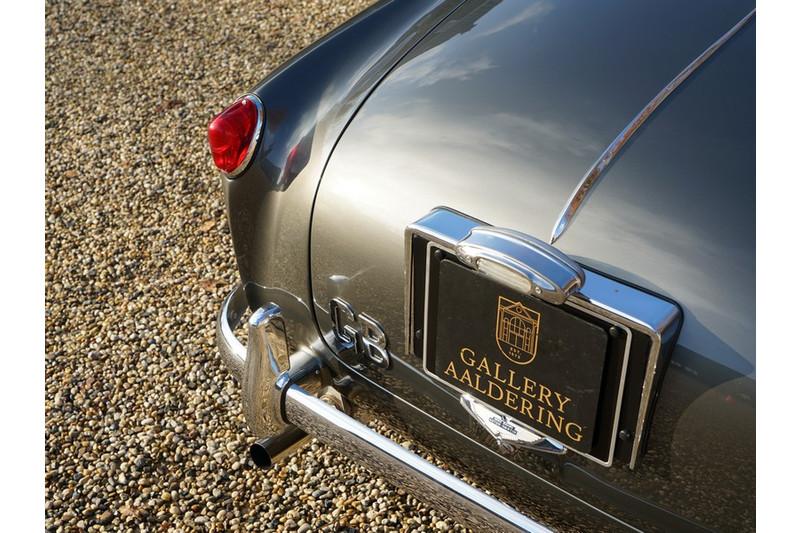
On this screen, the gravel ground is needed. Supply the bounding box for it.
[45,1,468,531]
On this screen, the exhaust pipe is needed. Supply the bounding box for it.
[250,425,308,469]
[217,285,551,533]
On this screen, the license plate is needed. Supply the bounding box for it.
[426,259,608,452]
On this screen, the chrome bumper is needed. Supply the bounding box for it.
[216,284,551,533]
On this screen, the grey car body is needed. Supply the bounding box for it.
[218,0,755,530]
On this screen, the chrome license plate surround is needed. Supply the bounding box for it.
[405,207,682,468]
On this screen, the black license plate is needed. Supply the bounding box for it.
[427,259,609,452]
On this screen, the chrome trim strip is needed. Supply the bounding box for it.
[284,384,552,533]
[549,8,756,244]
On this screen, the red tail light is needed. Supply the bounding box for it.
[207,95,264,176]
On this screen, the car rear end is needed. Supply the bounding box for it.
[209,0,755,530]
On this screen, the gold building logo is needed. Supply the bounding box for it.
[496,296,540,365]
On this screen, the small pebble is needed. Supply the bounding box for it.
[97,511,112,525]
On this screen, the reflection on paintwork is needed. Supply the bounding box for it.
[472,0,553,37]
[389,47,497,88]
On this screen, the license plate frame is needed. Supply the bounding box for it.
[419,243,632,466]
[405,208,682,468]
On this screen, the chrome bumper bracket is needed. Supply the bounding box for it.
[216,284,552,532]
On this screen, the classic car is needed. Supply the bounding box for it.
[206,0,755,530]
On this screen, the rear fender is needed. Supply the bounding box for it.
[221,0,464,352]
